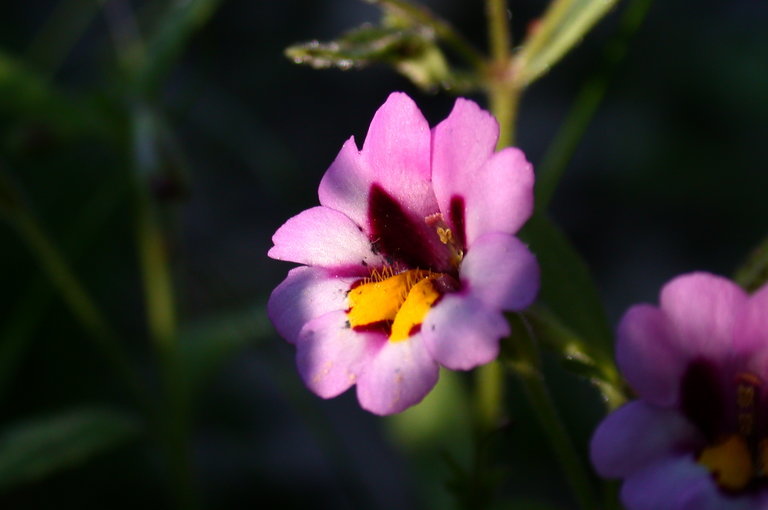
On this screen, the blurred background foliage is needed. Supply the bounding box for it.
[0,0,767,509]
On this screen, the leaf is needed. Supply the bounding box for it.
[286,24,452,91]
[0,407,140,491]
[520,214,616,372]
[515,0,620,88]
[734,234,768,292]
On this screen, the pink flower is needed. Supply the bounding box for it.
[268,92,538,415]
[591,272,768,509]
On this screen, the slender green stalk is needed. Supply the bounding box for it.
[0,180,126,401]
[506,314,599,510]
[536,0,655,210]
[514,0,621,88]
[473,0,515,433]
[484,0,519,148]
[0,177,144,404]
[488,83,519,149]
[486,0,511,63]
[131,108,198,510]
[474,360,505,431]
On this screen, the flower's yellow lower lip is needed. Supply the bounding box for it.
[698,434,754,491]
[347,269,442,342]
[696,371,768,492]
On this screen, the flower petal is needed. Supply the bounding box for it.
[590,401,702,478]
[268,206,383,270]
[432,98,498,234]
[678,477,758,510]
[296,310,379,399]
[463,148,534,244]
[318,136,370,230]
[356,334,439,415]
[616,304,687,407]
[422,294,509,370]
[460,232,539,311]
[659,272,747,360]
[360,92,438,220]
[268,266,356,344]
[620,455,712,510]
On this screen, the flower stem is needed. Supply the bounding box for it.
[131,107,199,510]
[0,170,146,405]
[506,314,598,510]
[536,0,655,210]
[484,0,520,148]
[486,0,511,64]
[474,360,505,431]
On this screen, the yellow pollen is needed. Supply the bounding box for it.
[759,439,768,477]
[347,269,441,342]
[698,435,753,491]
[436,227,453,245]
[390,277,441,341]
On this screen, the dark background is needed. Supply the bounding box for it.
[1,0,766,508]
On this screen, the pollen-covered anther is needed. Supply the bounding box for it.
[425,213,464,267]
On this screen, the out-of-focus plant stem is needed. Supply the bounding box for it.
[0,170,146,406]
[536,0,655,210]
[473,0,515,443]
[131,106,197,510]
[107,0,208,505]
[506,314,599,510]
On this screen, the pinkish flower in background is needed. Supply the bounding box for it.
[268,92,538,415]
[591,272,768,510]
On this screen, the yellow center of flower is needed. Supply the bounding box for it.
[696,372,768,491]
[698,435,753,491]
[347,268,441,342]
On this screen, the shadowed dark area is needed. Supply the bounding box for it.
[681,359,727,442]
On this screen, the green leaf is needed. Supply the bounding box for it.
[286,24,453,91]
[734,234,768,292]
[519,214,625,407]
[515,0,620,88]
[0,407,140,491]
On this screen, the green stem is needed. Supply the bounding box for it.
[0,177,144,404]
[474,360,505,431]
[488,83,519,149]
[131,108,198,510]
[536,0,655,210]
[507,314,598,510]
[484,0,520,148]
[486,0,511,63]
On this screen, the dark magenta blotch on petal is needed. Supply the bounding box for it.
[449,195,467,249]
[681,358,727,442]
[368,183,437,269]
